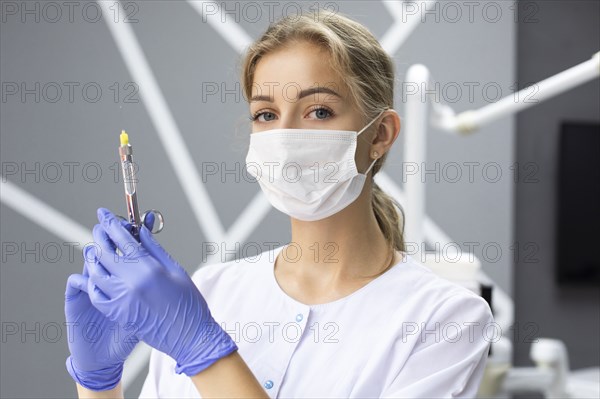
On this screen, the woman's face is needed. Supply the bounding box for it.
[249,40,366,135]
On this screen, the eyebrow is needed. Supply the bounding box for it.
[250,86,341,103]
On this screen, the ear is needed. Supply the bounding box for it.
[371,109,401,157]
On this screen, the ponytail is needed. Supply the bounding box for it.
[371,180,405,252]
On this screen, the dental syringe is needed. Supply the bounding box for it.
[119,130,142,241]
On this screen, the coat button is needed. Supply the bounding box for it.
[296,313,303,322]
[264,380,274,389]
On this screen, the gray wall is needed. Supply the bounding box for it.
[514,0,600,370]
[1,1,515,397]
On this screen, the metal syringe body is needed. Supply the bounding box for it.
[119,130,141,241]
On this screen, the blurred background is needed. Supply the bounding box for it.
[1,1,598,397]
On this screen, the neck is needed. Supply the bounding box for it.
[281,185,395,282]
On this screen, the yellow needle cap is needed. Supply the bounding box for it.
[120,130,129,146]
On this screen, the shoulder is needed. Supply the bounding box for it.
[379,256,494,398]
[391,253,493,324]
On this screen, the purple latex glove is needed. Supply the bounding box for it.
[86,207,238,376]
[64,238,139,391]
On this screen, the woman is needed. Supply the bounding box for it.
[64,9,493,398]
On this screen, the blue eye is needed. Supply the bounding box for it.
[308,106,335,120]
[249,111,275,122]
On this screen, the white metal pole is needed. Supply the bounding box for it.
[436,52,600,134]
[404,64,430,257]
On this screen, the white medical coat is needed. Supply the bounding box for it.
[139,244,494,398]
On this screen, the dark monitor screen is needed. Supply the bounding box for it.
[556,121,600,285]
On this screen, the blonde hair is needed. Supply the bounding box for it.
[239,8,405,253]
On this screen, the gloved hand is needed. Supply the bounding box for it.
[64,235,139,391]
[86,207,238,376]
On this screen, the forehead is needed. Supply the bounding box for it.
[251,41,348,101]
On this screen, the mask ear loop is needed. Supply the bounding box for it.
[356,108,388,137]
[363,156,378,176]
[358,107,389,175]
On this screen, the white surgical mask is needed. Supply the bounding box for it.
[245,109,386,221]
